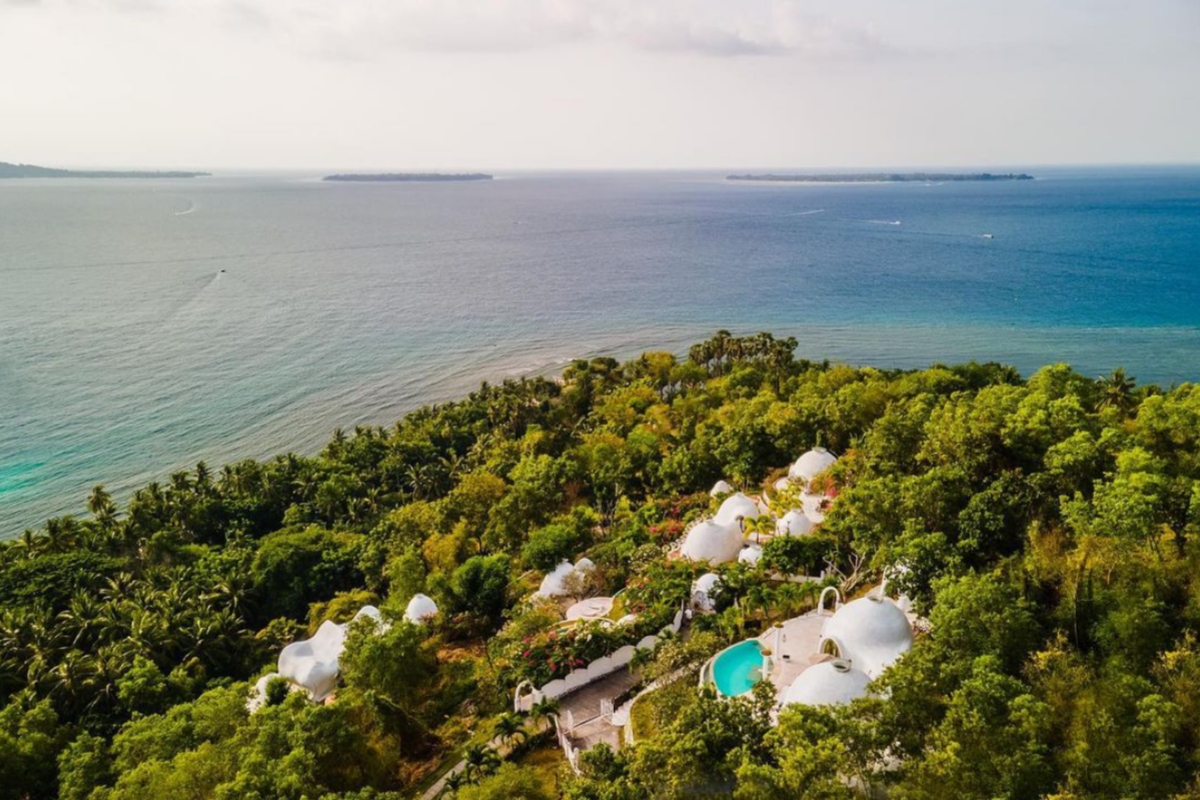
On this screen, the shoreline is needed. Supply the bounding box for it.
[7,319,1200,538]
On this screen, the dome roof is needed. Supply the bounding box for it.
[536,561,575,597]
[277,620,347,702]
[680,520,744,564]
[535,559,594,597]
[404,594,439,624]
[789,448,837,483]
[691,572,722,612]
[773,477,792,492]
[820,596,913,678]
[710,479,734,497]
[714,492,760,526]
[738,544,763,566]
[776,509,814,537]
[781,660,871,707]
[275,604,390,702]
[352,604,390,629]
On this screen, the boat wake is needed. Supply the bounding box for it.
[174,200,197,216]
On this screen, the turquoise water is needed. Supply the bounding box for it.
[3,167,1200,534]
[712,639,765,696]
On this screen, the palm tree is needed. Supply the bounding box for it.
[440,770,468,797]
[462,743,500,781]
[744,515,775,545]
[88,484,118,529]
[529,697,560,729]
[58,592,104,648]
[1098,368,1137,414]
[13,529,43,557]
[492,712,528,749]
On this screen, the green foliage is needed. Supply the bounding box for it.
[264,676,291,707]
[455,761,551,800]
[0,550,122,609]
[338,616,436,740]
[9,334,1200,798]
[522,522,584,571]
[760,534,833,576]
[0,698,67,800]
[441,554,512,632]
[252,525,363,620]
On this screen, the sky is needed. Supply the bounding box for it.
[1,0,1199,170]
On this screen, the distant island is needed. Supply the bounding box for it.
[0,161,209,179]
[728,172,1034,183]
[322,172,493,182]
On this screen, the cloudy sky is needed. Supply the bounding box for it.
[2,0,1198,169]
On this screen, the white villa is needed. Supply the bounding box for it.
[776,509,814,536]
[710,479,735,497]
[253,601,424,710]
[536,558,596,598]
[680,519,745,564]
[691,572,722,612]
[675,447,837,566]
[780,659,872,707]
[701,586,919,713]
[789,446,838,489]
[404,593,439,624]
[713,491,761,526]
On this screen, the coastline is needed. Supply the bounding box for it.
[7,319,1200,538]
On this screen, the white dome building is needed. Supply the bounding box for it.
[691,572,722,613]
[680,520,744,564]
[773,477,792,492]
[714,492,761,527]
[776,509,815,537]
[536,561,575,597]
[819,596,913,678]
[781,659,871,707]
[738,543,763,566]
[247,671,307,712]
[351,605,389,629]
[274,604,391,703]
[789,447,837,487]
[278,620,348,702]
[710,479,735,497]
[404,594,439,624]
[535,558,594,598]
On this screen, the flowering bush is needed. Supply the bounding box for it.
[506,621,627,687]
[647,518,685,546]
[808,471,838,496]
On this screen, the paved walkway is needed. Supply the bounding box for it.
[561,666,641,723]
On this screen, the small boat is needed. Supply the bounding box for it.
[982,233,994,239]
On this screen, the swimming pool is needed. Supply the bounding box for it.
[711,639,765,697]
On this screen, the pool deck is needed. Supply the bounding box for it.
[755,613,831,694]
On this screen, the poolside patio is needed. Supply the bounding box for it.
[757,613,830,694]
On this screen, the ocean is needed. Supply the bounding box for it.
[2,167,1199,535]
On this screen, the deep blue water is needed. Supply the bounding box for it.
[2,167,1199,534]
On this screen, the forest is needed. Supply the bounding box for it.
[3,330,1200,800]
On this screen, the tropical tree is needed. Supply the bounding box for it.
[492,711,529,749]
